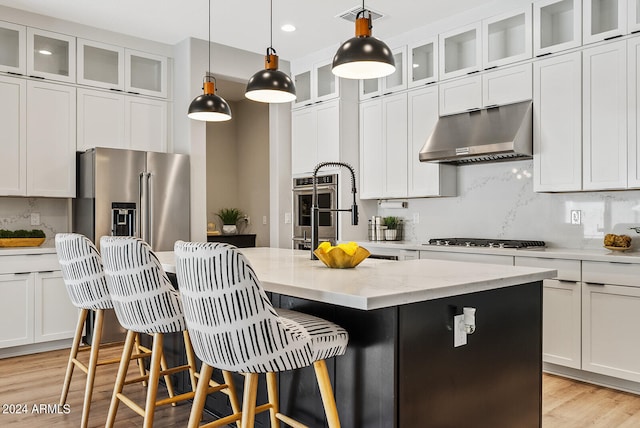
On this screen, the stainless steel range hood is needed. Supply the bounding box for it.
[419,100,533,165]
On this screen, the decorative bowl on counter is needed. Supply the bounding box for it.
[603,245,631,252]
[314,242,370,269]
[0,237,45,247]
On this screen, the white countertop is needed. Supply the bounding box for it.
[156,247,555,310]
[358,241,640,263]
[0,246,56,256]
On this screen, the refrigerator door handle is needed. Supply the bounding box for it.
[140,171,151,243]
[147,172,153,248]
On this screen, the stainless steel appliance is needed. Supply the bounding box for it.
[73,147,190,343]
[292,174,338,250]
[426,238,545,249]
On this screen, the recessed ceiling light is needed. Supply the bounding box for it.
[38,49,52,55]
[281,24,296,32]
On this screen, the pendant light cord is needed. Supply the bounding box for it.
[208,0,211,75]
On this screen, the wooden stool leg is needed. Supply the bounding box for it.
[143,333,164,428]
[222,370,242,428]
[313,360,341,428]
[266,372,279,428]
[106,329,136,428]
[158,337,176,405]
[133,333,148,387]
[60,308,88,406]
[183,331,198,393]
[240,373,259,428]
[187,363,214,428]
[80,308,104,428]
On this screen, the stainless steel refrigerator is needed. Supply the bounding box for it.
[73,147,190,343]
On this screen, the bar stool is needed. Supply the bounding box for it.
[100,236,241,428]
[174,241,349,428]
[55,233,153,428]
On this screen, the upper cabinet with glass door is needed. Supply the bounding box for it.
[77,39,125,91]
[630,0,640,33]
[408,37,438,88]
[482,6,533,69]
[439,22,482,80]
[533,0,582,57]
[292,58,339,108]
[27,28,76,83]
[583,0,627,44]
[125,49,167,98]
[0,20,26,75]
[359,45,407,99]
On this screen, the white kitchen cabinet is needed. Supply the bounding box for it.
[408,37,438,88]
[359,99,384,199]
[26,80,76,197]
[0,20,26,75]
[382,93,408,198]
[533,51,582,192]
[583,0,627,44]
[126,96,168,152]
[0,75,26,196]
[533,0,582,57]
[439,63,532,116]
[26,27,76,83]
[582,41,627,190]
[77,38,125,91]
[407,86,456,197]
[482,6,533,69]
[543,279,582,369]
[34,271,78,343]
[628,36,640,187]
[0,273,34,348]
[630,0,640,33]
[582,282,640,382]
[77,88,126,151]
[418,251,514,265]
[292,99,340,175]
[292,58,339,108]
[439,22,482,80]
[125,49,167,98]
[359,46,408,99]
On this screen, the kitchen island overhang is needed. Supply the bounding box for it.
[157,247,555,428]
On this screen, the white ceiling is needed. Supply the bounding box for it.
[0,0,497,61]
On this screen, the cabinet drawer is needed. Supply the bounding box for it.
[582,261,640,286]
[514,256,580,281]
[0,253,60,275]
[419,251,513,265]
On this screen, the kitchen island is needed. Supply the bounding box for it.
[157,248,555,428]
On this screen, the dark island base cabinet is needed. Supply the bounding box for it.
[206,234,256,248]
[159,282,542,428]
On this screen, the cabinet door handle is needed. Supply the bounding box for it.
[109,88,123,92]
[632,30,640,35]
[604,34,623,41]
[29,75,45,79]
[14,272,31,276]
[485,104,499,109]
[466,108,481,113]
[484,66,498,71]
[536,52,552,58]
[7,71,23,76]
[467,70,480,75]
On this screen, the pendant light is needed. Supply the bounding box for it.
[188,0,232,121]
[245,0,296,103]
[332,1,395,79]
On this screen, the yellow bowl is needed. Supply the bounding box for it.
[313,246,370,269]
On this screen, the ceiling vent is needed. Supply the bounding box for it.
[337,6,384,22]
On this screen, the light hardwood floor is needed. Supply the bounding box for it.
[1,346,640,427]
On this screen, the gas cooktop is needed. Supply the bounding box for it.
[426,238,546,249]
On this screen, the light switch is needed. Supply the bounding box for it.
[284,212,292,224]
[31,212,41,226]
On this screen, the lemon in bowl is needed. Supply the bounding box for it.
[313,241,370,268]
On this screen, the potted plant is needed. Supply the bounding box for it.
[382,217,399,241]
[0,229,46,247]
[215,208,244,234]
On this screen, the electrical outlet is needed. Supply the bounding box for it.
[262,216,267,225]
[413,213,420,224]
[30,212,40,226]
[284,213,291,224]
[453,314,467,347]
[570,210,581,225]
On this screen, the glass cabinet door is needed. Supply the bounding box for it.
[293,69,312,108]
[0,20,26,75]
[583,0,627,44]
[630,0,640,33]
[409,38,438,88]
[27,27,76,83]
[77,39,124,90]
[382,46,407,93]
[125,49,167,98]
[483,6,532,69]
[359,78,381,100]
[314,59,339,103]
[533,0,582,57]
[439,22,482,80]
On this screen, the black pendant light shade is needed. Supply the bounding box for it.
[332,10,395,79]
[187,0,232,122]
[188,77,232,121]
[246,49,296,103]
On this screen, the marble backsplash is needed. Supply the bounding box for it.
[0,198,70,247]
[378,160,640,249]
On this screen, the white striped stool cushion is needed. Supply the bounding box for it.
[100,236,186,334]
[174,241,348,374]
[55,233,112,310]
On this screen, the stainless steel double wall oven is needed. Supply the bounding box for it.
[292,174,338,250]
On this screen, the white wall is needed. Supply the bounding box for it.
[377,160,640,249]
